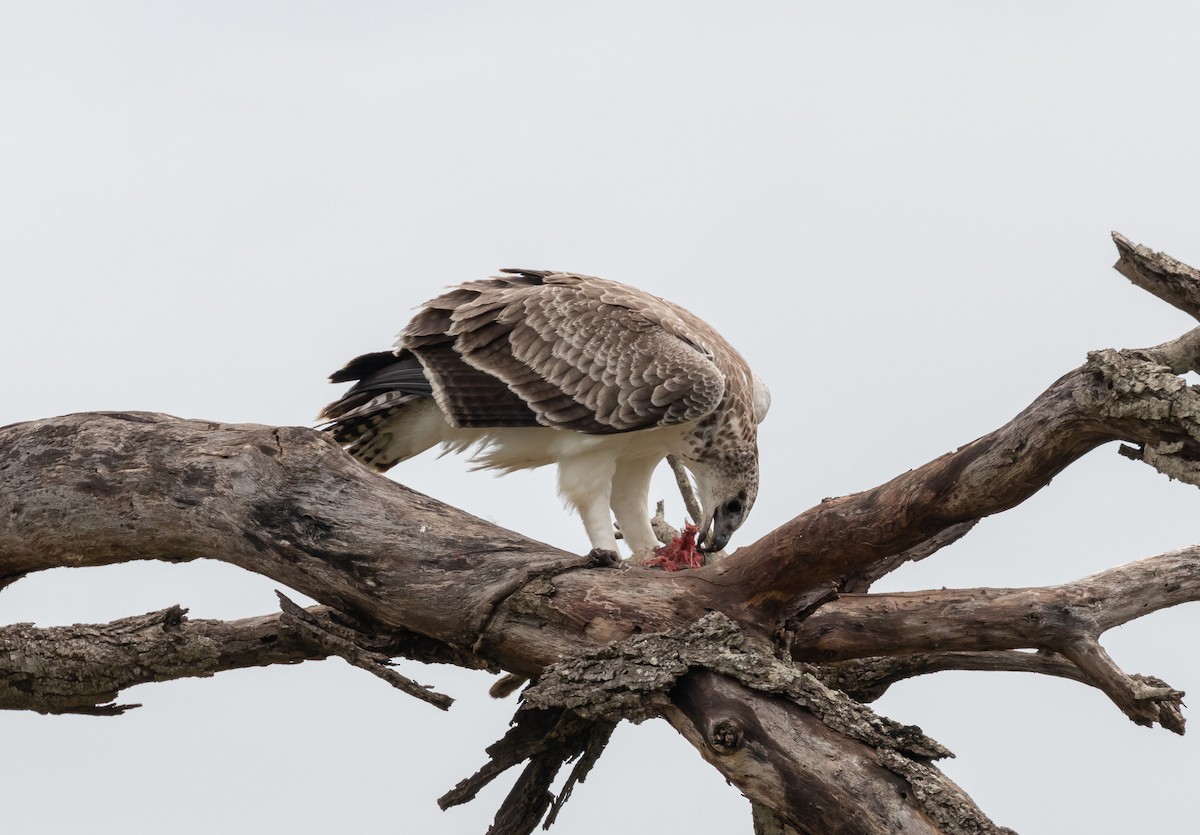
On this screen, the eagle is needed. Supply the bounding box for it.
[318,269,769,560]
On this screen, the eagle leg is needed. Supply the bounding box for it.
[610,454,664,559]
[556,454,619,553]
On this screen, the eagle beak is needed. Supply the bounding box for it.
[700,525,732,555]
[699,498,744,554]
[698,515,733,554]
[696,516,715,553]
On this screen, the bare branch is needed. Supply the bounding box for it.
[1059,638,1185,732]
[819,649,1184,736]
[4,310,1197,676]
[0,605,323,715]
[817,650,1091,703]
[276,591,453,710]
[665,671,1014,835]
[1112,231,1200,321]
[792,547,1200,660]
[791,548,1200,729]
[439,705,614,835]
[0,593,489,716]
[0,412,681,676]
[719,304,1200,623]
[524,613,949,759]
[542,721,615,829]
[1138,327,1200,375]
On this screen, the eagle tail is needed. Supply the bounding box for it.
[319,351,440,472]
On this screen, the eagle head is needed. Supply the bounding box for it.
[683,371,768,554]
[689,453,759,554]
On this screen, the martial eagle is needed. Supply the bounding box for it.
[319,270,769,561]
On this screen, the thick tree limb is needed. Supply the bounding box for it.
[523,613,948,759]
[1,306,1195,673]
[790,548,1200,660]
[720,350,1200,629]
[490,613,1007,835]
[0,412,650,673]
[664,671,1012,835]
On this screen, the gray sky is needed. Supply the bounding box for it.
[3,3,1200,833]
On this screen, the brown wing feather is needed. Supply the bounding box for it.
[401,271,729,434]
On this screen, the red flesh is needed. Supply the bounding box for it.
[643,523,703,571]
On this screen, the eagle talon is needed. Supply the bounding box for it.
[584,547,622,568]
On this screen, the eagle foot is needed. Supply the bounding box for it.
[584,548,622,568]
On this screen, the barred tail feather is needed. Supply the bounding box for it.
[319,349,449,471]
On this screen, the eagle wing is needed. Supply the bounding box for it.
[402,270,727,434]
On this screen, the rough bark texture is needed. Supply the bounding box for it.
[3,233,1200,833]
[0,606,321,715]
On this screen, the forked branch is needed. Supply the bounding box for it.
[0,599,479,716]
[790,547,1198,731]
[716,234,1200,623]
[3,233,1200,834]
[0,606,321,715]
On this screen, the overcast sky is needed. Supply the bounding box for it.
[3,3,1200,833]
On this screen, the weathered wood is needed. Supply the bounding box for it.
[792,547,1200,662]
[664,671,1014,835]
[0,601,484,715]
[1112,231,1200,320]
[753,805,803,835]
[715,323,1200,625]
[0,412,642,671]
[276,591,454,709]
[4,326,1196,673]
[0,606,321,714]
[790,549,1198,730]
[3,233,1200,832]
[508,613,991,834]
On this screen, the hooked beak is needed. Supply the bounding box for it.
[696,515,732,554]
[698,495,748,554]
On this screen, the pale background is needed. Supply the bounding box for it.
[3,3,1199,833]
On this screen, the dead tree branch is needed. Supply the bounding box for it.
[2,233,1199,832]
[790,548,1199,731]
[0,599,481,715]
[0,606,321,715]
[816,650,1090,703]
[716,239,1200,623]
[1112,231,1200,320]
[466,614,998,835]
[275,591,454,709]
